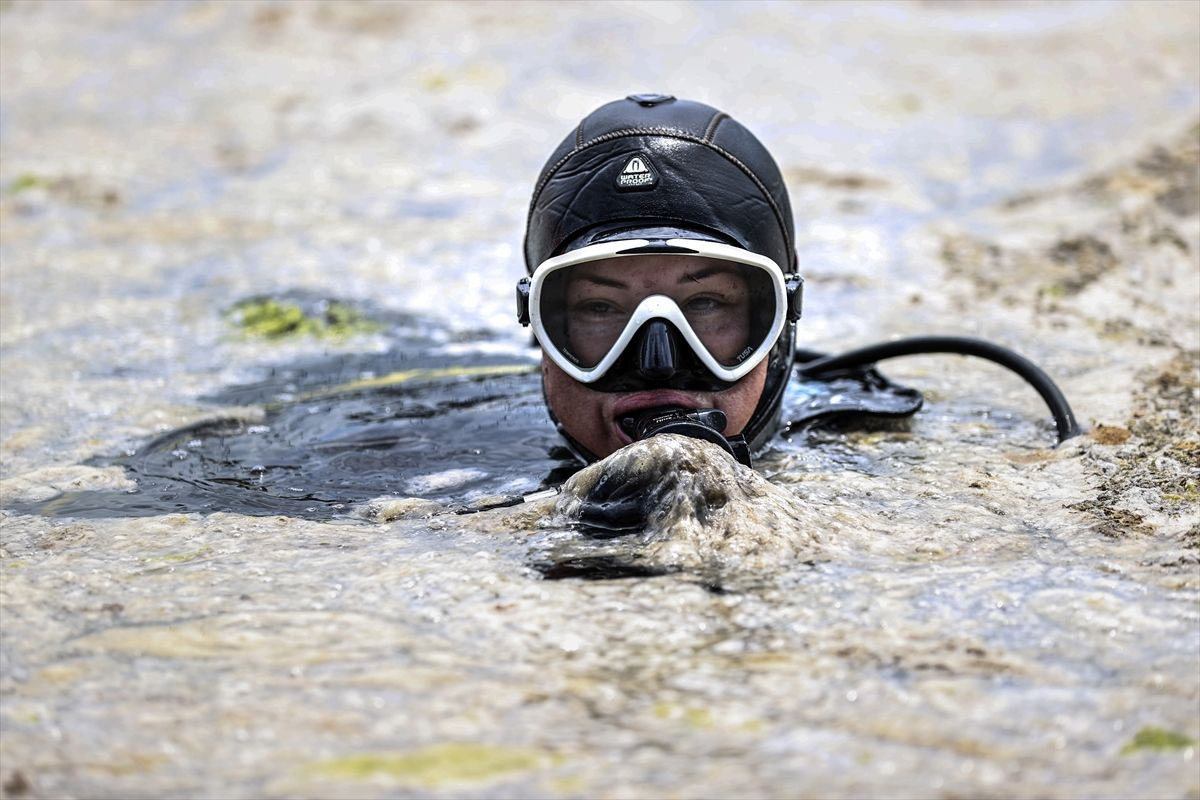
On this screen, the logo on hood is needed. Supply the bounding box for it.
[615,153,658,191]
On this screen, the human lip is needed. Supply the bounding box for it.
[612,390,705,417]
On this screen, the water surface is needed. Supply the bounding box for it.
[2,2,1198,798]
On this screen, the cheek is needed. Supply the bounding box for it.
[541,357,619,458]
[715,360,768,435]
[709,319,751,363]
[567,325,612,366]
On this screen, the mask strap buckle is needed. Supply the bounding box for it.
[516,278,531,326]
[786,274,804,323]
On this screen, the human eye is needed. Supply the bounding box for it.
[574,298,622,318]
[684,295,727,314]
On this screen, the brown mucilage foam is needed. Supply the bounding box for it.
[550,434,822,570]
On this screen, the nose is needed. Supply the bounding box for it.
[636,320,678,381]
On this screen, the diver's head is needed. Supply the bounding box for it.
[518,94,801,463]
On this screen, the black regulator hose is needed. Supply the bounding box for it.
[796,336,1083,444]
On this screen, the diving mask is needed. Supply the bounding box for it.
[517,238,803,391]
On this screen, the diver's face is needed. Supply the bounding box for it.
[541,254,769,459]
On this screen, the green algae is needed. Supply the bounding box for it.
[1120,727,1197,754]
[653,701,714,728]
[7,173,42,194]
[421,71,450,92]
[306,742,550,786]
[548,775,588,794]
[228,297,380,340]
[301,363,535,400]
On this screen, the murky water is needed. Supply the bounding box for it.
[2,2,1198,798]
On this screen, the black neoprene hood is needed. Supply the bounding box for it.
[524,94,797,272]
[523,94,800,461]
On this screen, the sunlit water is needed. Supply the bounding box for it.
[2,2,1198,798]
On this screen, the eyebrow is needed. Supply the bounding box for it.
[681,265,741,283]
[576,274,629,289]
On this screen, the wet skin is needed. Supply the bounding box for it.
[542,255,769,459]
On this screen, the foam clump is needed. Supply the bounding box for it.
[359,496,442,522]
[553,434,821,570]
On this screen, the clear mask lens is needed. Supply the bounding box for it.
[537,256,779,371]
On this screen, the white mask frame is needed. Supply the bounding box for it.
[516,238,802,385]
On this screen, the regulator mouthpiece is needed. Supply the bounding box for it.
[618,406,752,466]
